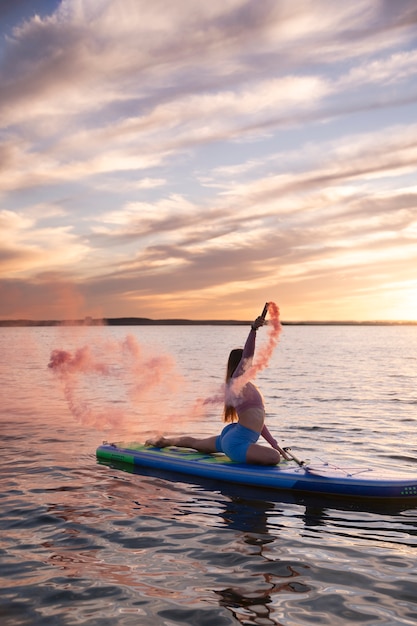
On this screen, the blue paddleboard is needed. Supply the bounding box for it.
[96,443,417,500]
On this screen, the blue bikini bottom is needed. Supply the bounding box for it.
[215,422,259,463]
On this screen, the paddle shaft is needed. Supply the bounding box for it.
[283,447,305,466]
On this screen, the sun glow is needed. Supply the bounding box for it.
[385,283,417,322]
[402,289,417,321]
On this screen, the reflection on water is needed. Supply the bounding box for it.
[88,460,417,625]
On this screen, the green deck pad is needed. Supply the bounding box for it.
[97,449,136,464]
[119,444,236,464]
[113,443,295,466]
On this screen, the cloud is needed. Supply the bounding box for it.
[0,208,89,276]
[91,177,167,193]
[1,0,417,197]
[206,123,417,205]
[1,1,417,320]
[338,49,417,89]
[1,1,414,131]
[75,121,417,305]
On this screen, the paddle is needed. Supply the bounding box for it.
[283,447,305,466]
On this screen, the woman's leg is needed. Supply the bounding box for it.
[245,443,280,465]
[146,435,218,454]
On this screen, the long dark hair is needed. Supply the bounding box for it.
[223,348,243,423]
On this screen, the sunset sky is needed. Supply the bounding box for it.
[1,0,417,322]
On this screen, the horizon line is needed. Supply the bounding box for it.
[1,317,417,327]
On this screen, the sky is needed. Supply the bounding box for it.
[1,0,417,322]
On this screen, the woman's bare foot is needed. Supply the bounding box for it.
[145,436,171,448]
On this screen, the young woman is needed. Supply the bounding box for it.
[146,315,290,465]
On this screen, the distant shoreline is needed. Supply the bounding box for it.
[0,317,416,327]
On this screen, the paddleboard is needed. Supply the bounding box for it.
[96,443,417,500]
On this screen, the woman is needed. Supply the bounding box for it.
[146,315,289,465]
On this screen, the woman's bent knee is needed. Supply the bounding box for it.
[246,445,280,465]
[261,448,281,465]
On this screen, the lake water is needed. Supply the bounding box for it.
[1,324,417,625]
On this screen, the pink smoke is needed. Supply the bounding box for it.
[48,304,283,435]
[48,334,184,432]
[197,301,283,407]
[243,300,282,382]
[48,346,112,376]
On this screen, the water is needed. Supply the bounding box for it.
[1,324,417,625]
